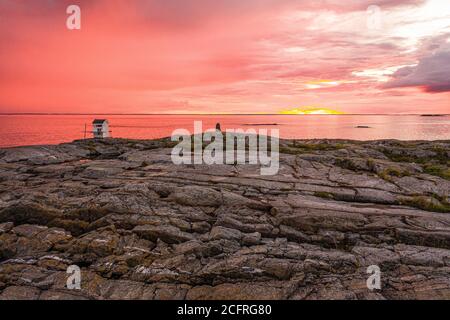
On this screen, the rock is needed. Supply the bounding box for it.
[13,224,48,238]
[279,225,310,242]
[209,226,242,241]
[242,232,261,246]
[0,286,41,300]
[395,228,450,250]
[168,186,223,207]
[352,246,400,266]
[354,189,397,204]
[186,282,287,300]
[0,222,13,234]
[39,290,89,300]
[71,230,120,257]
[81,166,124,179]
[0,233,18,259]
[133,225,194,244]
[396,244,450,268]
[0,138,449,300]
[0,204,59,226]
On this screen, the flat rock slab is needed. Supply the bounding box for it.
[0,138,449,300]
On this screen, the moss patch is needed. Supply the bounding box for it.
[400,196,450,213]
[378,167,410,182]
[382,147,448,165]
[423,164,450,180]
[314,191,335,200]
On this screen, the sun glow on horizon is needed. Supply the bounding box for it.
[279,107,345,115]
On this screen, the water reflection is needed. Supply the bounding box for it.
[0,115,449,147]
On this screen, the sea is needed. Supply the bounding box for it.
[0,114,449,148]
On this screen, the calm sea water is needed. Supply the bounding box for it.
[0,115,449,148]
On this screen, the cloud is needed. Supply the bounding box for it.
[290,0,425,12]
[384,42,450,92]
[0,0,446,114]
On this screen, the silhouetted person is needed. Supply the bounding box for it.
[216,123,222,132]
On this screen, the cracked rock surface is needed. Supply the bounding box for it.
[0,138,449,300]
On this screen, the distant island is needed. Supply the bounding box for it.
[242,123,279,126]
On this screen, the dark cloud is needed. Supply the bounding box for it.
[384,42,450,93]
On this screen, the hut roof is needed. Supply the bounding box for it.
[92,119,107,124]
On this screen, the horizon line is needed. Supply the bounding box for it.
[0,113,448,116]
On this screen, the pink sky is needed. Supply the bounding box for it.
[0,0,449,114]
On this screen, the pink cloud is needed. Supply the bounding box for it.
[0,0,448,114]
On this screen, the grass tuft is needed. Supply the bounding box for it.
[423,164,450,180]
[314,191,335,200]
[378,167,410,182]
[399,196,450,213]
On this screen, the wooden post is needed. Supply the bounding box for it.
[84,123,87,139]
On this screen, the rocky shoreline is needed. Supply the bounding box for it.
[0,137,449,300]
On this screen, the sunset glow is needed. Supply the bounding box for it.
[280,107,345,115]
[0,0,449,114]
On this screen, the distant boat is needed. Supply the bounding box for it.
[421,114,444,117]
[356,125,371,128]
